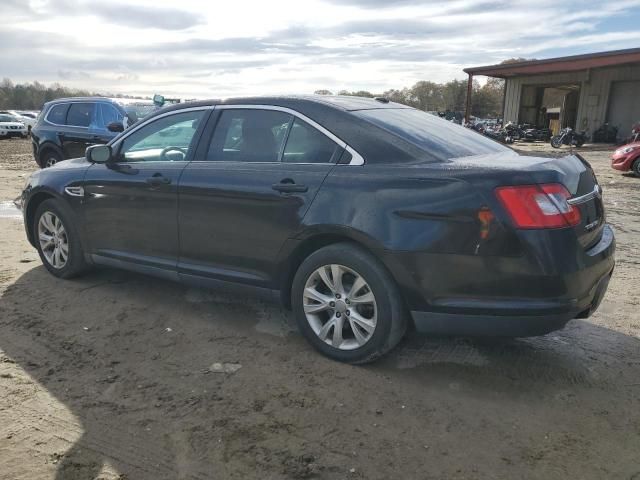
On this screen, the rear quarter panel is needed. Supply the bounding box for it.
[301,163,517,256]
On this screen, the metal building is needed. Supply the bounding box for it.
[464,48,640,139]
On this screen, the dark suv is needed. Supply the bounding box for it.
[31,97,131,168]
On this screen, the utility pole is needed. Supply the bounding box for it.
[465,73,473,124]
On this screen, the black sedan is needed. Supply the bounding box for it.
[19,96,615,363]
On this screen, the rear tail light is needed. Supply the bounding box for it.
[495,183,581,229]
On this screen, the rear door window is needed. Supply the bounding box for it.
[66,103,95,128]
[282,118,339,164]
[206,109,292,162]
[46,104,69,125]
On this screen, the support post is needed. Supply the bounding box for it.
[465,73,473,125]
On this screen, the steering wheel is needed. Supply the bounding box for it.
[159,146,187,162]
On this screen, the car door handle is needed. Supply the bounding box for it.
[146,174,171,186]
[272,182,308,193]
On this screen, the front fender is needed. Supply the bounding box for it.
[22,160,90,248]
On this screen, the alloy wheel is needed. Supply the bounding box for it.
[45,156,58,167]
[38,211,68,269]
[303,264,377,350]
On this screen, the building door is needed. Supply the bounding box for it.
[518,86,539,126]
[607,81,640,138]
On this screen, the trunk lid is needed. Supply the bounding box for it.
[442,152,604,248]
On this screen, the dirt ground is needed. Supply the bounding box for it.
[0,138,638,480]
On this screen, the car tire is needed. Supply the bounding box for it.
[291,242,407,364]
[34,199,89,279]
[40,150,62,168]
[633,158,640,177]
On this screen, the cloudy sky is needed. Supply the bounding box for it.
[3,0,640,98]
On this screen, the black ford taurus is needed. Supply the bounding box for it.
[20,95,615,363]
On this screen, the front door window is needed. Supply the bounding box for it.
[119,111,205,162]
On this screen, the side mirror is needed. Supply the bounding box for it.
[107,121,124,133]
[86,144,112,164]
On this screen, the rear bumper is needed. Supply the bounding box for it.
[384,224,615,337]
[411,269,612,336]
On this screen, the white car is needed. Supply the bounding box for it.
[0,113,28,139]
[0,110,36,133]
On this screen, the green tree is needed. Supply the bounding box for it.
[0,78,94,109]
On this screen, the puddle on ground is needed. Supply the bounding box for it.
[0,201,22,220]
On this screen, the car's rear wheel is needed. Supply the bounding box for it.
[34,199,88,278]
[41,150,62,168]
[291,243,406,363]
[633,158,640,177]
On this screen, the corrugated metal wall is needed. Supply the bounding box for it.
[502,64,640,137]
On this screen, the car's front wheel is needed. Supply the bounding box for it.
[34,199,89,278]
[291,243,406,363]
[41,150,62,168]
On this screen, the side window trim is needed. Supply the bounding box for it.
[111,107,212,164]
[44,103,70,127]
[277,116,295,163]
[205,105,365,165]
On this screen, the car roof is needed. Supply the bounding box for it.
[44,96,123,106]
[156,95,409,113]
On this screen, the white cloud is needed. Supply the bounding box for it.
[2,0,639,98]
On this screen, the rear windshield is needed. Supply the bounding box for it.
[354,108,508,161]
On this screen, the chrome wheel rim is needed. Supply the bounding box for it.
[303,264,377,350]
[38,211,68,269]
[45,156,58,167]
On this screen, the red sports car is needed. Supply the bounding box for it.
[611,142,640,176]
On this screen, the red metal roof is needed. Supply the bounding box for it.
[464,48,640,78]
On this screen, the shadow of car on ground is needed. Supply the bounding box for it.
[1,266,639,479]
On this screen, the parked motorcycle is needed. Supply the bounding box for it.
[503,122,525,141]
[482,126,514,144]
[521,127,551,142]
[550,128,587,148]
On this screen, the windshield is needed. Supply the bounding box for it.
[354,108,509,161]
[0,114,16,122]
